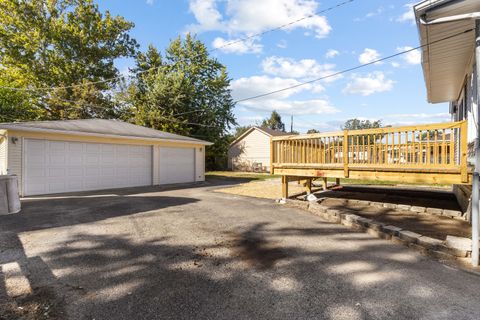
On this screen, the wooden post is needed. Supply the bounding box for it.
[460,120,468,182]
[270,137,274,174]
[322,177,328,191]
[305,178,312,195]
[282,175,289,199]
[343,130,349,177]
[335,178,340,186]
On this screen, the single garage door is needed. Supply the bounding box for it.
[24,139,152,196]
[159,147,195,185]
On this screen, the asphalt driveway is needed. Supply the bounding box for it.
[1,179,480,320]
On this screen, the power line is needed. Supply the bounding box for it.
[234,28,474,103]
[0,0,356,93]
[208,0,355,54]
[31,27,474,129]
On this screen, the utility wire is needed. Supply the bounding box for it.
[234,28,474,103]
[33,28,474,128]
[0,0,355,93]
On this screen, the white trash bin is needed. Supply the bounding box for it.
[0,175,21,214]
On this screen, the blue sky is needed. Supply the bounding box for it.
[98,0,449,133]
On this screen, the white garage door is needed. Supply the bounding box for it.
[159,147,195,185]
[24,139,152,196]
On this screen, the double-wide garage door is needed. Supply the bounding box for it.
[24,139,153,196]
[24,140,197,196]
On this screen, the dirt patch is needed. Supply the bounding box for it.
[316,185,459,211]
[0,287,65,320]
[319,190,470,241]
[215,179,314,200]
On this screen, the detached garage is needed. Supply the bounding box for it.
[0,119,211,196]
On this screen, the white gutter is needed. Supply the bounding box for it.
[419,12,480,25]
[0,126,213,146]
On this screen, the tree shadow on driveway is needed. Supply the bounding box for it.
[26,222,480,319]
[1,187,480,319]
[4,193,200,234]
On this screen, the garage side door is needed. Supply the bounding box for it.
[24,139,152,196]
[159,147,195,185]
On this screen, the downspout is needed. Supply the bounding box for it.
[472,20,480,267]
[420,13,480,266]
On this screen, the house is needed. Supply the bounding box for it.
[228,127,290,172]
[0,119,212,196]
[414,0,480,211]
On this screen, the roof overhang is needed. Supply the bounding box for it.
[415,0,479,103]
[229,127,273,147]
[2,126,213,146]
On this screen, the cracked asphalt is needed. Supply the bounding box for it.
[1,178,479,320]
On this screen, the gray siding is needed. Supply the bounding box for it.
[451,63,478,165]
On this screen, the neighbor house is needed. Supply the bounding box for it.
[414,0,480,210]
[228,127,289,172]
[0,119,212,196]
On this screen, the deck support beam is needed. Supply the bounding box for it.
[321,178,328,191]
[335,178,341,186]
[305,178,312,195]
[281,175,289,199]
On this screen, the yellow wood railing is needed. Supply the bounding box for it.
[271,120,469,182]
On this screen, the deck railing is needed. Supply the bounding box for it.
[271,121,468,182]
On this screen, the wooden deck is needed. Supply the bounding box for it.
[270,121,471,198]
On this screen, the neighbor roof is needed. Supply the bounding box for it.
[415,0,480,103]
[229,126,290,146]
[0,119,212,145]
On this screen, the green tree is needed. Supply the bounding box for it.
[341,119,382,131]
[0,75,42,122]
[261,111,285,132]
[233,125,252,139]
[342,118,383,145]
[307,129,320,134]
[0,0,138,120]
[119,35,236,169]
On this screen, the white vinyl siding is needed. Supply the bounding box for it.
[158,147,195,185]
[24,139,152,196]
[228,129,271,171]
[0,135,6,174]
[195,147,205,181]
[7,135,22,181]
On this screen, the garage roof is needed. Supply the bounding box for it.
[415,0,480,103]
[0,119,212,145]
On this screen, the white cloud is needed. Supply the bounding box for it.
[391,62,401,68]
[343,72,394,96]
[383,113,449,120]
[230,75,324,101]
[261,56,341,82]
[188,0,223,31]
[212,37,262,54]
[146,0,154,4]
[397,46,421,65]
[358,48,381,64]
[397,3,415,24]
[188,0,332,39]
[354,6,385,21]
[240,98,339,115]
[277,40,287,49]
[325,49,339,59]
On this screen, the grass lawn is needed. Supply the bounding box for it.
[206,171,450,188]
[206,171,280,181]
